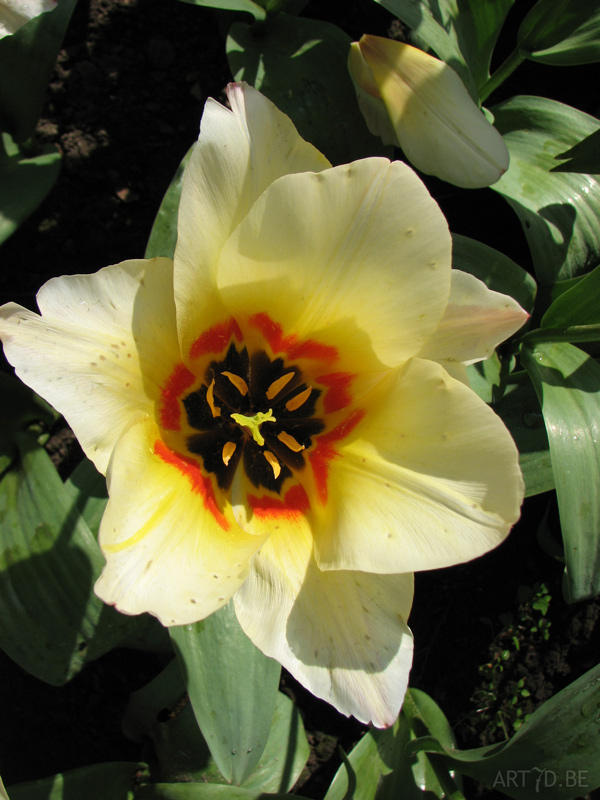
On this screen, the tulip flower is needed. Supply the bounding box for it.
[0,0,55,38]
[0,83,526,726]
[349,34,510,188]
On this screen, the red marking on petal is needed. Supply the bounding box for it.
[160,363,196,431]
[190,317,243,360]
[310,410,365,504]
[249,312,338,363]
[154,440,229,531]
[316,372,356,413]
[248,484,310,520]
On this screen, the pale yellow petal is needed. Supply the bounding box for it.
[218,158,451,373]
[174,82,330,361]
[418,269,529,377]
[358,35,509,188]
[95,415,266,626]
[348,42,400,147]
[234,523,414,727]
[0,0,55,38]
[0,258,179,473]
[313,358,524,574]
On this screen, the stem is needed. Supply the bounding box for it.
[479,47,526,104]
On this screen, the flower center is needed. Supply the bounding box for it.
[230,408,277,446]
[181,344,325,494]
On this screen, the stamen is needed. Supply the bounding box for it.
[277,431,305,452]
[206,379,221,417]
[222,441,236,466]
[286,386,312,412]
[266,371,295,400]
[231,408,277,446]
[264,450,281,479]
[222,371,249,396]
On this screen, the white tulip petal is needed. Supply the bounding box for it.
[418,269,529,375]
[234,523,414,727]
[356,35,510,188]
[313,358,524,575]
[175,82,330,361]
[0,258,178,473]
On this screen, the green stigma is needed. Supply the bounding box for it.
[231,408,277,446]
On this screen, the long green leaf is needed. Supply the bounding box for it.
[518,0,600,66]
[6,762,145,800]
[0,436,148,684]
[136,786,311,799]
[540,262,600,338]
[325,688,461,800]
[226,13,390,165]
[0,137,61,245]
[552,129,600,174]
[145,145,194,260]
[0,0,79,141]
[408,663,600,799]
[176,0,265,20]
[170,601,281,785]
[491,95,600,283]
[522,342,600,601]
[482,375,553,497]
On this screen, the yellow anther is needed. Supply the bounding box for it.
[277,431,305,452]
[286,386,312,412]
[231,408,276,446]
[222,371,249,396]
[264,450,281,479]
[222,441,236,466]
[266,371,295,400]
[206,379,221,417]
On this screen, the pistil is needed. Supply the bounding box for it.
[231,408,277,446]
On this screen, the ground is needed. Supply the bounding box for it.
[1,0,600,797]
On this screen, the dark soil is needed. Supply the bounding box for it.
[1,0,600,797]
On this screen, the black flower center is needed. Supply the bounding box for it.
[182,343,325,494]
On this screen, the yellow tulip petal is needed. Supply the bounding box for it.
[356,35,509,189]
[95,415,266,626]
[313,358,524,575]
[348,41,399,147]
[0,258,178,473]
[234,523,414,727]
[218,158,451,372]
[418,269,529,378]
[0,0,55,38]
[175,82,330,360]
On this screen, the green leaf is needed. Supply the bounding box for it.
[0,0,79,141]
[325,688,461,800]
[145,145,194,260]
[552,129,600,174]
[452,233,537,311]
[408,663,600,799]
[518,0,600,66]
[0,136,61,245]
[491,375,554,497]
[522,342,600,601]
[534,263,600,343]
[7,763,145,800]
[136,786,311,799]
[176,0,265,21]
[0,436,151,684]
[491,95,600,283]
[370,0,478,100]
[63,457,108,536]
[226,13,390,165]
[170,601,281,785]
